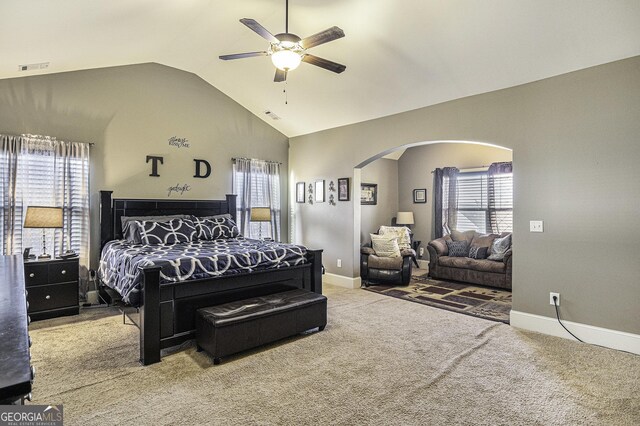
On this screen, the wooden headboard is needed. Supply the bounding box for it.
[99,191,237,248]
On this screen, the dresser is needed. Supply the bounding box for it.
[24,258,80,321]
[0,256,34,404]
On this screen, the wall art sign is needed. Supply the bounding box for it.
[193,159,211,178]
[168,136,190,148]
[145,156,212,179]
[167,183,192,197]
[146,155,164,177]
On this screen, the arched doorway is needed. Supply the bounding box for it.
[353,140,512,284]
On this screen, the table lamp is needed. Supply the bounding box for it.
[250,207,271,240]
[24,206,63,259]
[396,211,415,227]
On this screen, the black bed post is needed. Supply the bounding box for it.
[100,190,113,249]
[140,265,162,366]
[226,194,237,221]
[306,249,323,295]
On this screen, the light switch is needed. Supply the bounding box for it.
[530,220,544,233]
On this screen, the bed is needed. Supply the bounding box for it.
[98,191,323,365]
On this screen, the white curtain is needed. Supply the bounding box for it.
[0,134,91,291]
[232,158,281,240]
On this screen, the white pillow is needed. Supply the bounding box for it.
[378,226,412,250]
[370,234,401,258]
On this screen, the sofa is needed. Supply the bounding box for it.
[427,230,512,290]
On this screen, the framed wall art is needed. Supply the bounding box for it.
[296,182,305,203]
[361,183,377,205]
[338,178,350,201]
[413,188,427,203]
[314,180,325,203]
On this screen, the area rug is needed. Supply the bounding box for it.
[363,275,512,323]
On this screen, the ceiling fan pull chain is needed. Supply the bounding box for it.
[284,81,288,105]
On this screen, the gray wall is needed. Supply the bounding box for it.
[397,143,512,252]
[360,158,399,243]
[0,63,289,268]
[290,56,640,335]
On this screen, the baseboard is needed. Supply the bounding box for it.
[510,310,640,355]
[323,273,361,289]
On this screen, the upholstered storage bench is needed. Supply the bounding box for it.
[195,289,327,364]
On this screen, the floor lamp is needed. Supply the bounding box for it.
[24,206,63,259]
[250,207,272,240]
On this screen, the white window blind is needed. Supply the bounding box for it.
[455,171,513,234]
[232,159,281,240]
[0,138,90,260]
[456,172,489,234]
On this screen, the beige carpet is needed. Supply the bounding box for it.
[29,285,640,425]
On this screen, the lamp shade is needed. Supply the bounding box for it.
[24,206,63,228]
[250,207,272,222]
[396,211,414,225]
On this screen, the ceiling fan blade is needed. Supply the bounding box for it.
[302,54,346,74]
[300,26,345,49]
[240,18,279,43]
[274,69,288,83]
[219,51,268,60]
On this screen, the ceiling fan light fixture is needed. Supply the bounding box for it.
[271,49,302,71]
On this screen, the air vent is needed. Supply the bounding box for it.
[264,110,281,120]
[18,62,50,72]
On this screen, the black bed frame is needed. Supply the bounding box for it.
[99,191,323,366]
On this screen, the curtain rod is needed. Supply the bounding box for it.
[21,133,94,146]
[430,165,490,174]
[232,157,282,165]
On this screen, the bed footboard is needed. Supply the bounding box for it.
[139,249,323,366]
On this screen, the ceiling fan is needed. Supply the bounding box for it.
[219,0,346,82]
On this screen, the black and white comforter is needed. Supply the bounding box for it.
[99,238,308,306]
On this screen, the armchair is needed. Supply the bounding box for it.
[360,243,415,286]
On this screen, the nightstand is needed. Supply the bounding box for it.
[24,258,79,321]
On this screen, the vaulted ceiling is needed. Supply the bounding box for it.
[1,1,639,137]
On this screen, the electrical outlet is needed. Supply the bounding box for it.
[550,292,560,306]
[419,247,424,256]
[337,259,342,268]
[530,220,544,232]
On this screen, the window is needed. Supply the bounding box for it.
[456,172,489,233]
[232,158,281,240]
[456,170,513,234]
[0,135,90,263]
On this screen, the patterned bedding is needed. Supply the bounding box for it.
[99,238,308,307]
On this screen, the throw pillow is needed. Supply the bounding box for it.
[468,246,489,259]
[446,240,469,257]
[194,216,241,240]
[378,226,412,250]
[470,233,499,249]
[121,214,190,243]
[135,218,198,245]
[488,234,512,261]
[370,234,401,258]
